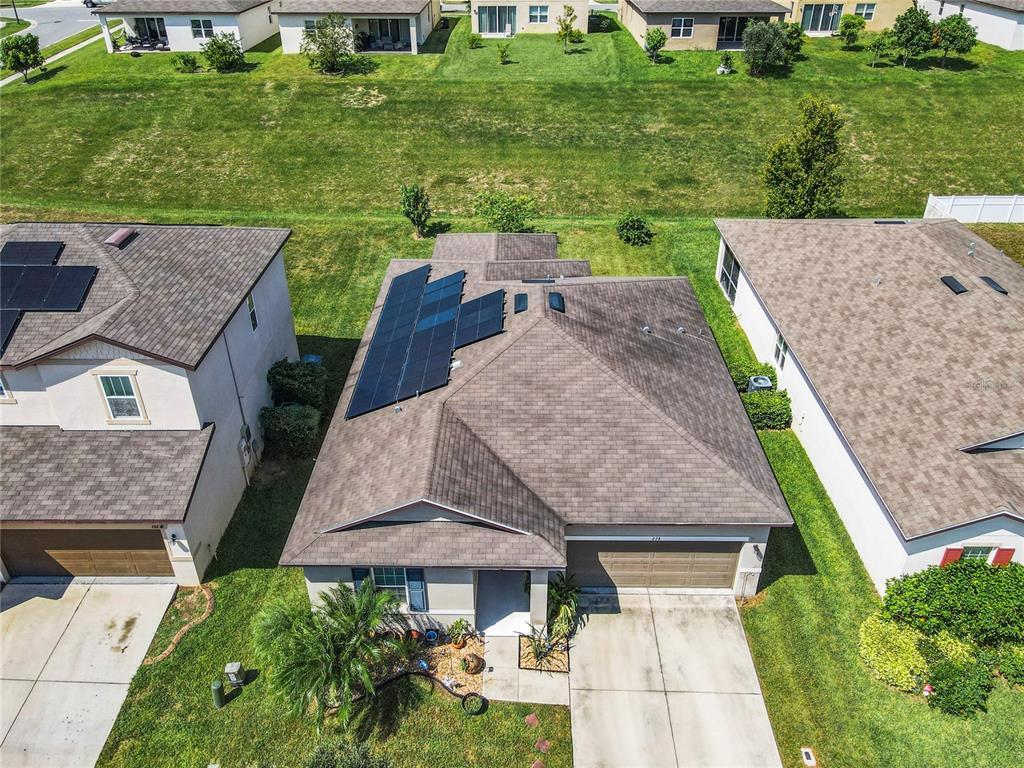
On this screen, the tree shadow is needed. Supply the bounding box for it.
[424,220,452,237]
[25,65,67,84]
[350,675,430,742]
[910,54,978,72]
[755,516,818,592]
[565,46,592,55]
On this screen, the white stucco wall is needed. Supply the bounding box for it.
[108,4,275,52]
[0,365,57,425]
[235,2,279,49]
[918,0,1024,50]
[277,10,432,55]
[717,237,1024,593]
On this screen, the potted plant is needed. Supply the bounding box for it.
[461,653,485,675]
[447,618,473,649]
[717,51,733,75]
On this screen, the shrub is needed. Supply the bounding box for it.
[307,741,390,768]
[301,14,356,74]
[615,212,653,246]
[740,389,791,430]
[547,572,580,639]
[172,53,200,73]
[729,360,777,392]
[399,183,432,238]
[467,33,484,49]
[719,51,734,72]
[838,14,866,48]
[496,41,511,64]
[742,21,788,76]
[882,559,1024,646]
[644,27,667,63]
[474,190,538,232]
[934,13,977,67]
[0,33,44,83]
[891,4,933,66]
[267,358,327,408]
[261,404,321,456]
[201,32,245,72]
[926,658,995,717]
[781,21,804,62]
[997,643,1024,687]
[920,630,977,668]
[858,614,928,692]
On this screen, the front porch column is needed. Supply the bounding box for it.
[529,569,548,627]
[409,16,418,54]
[100,15,114,53]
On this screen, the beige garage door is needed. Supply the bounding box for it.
[1,529,173,577]
[567,541,741,589]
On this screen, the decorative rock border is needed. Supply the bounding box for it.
[144,584,215,665]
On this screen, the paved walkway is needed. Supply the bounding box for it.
[569,591,781,768]
[482,635,570,705]
[0,581,175,768]
[0,23,114,88]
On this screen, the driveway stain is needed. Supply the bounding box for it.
[110,615,138,652]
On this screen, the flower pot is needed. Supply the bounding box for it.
[407,629,422,642]
[717,66,731,75]
[451,637,467,649]
[462,653,485,675]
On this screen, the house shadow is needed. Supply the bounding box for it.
[588,15,618,34]
[350,674,430,741]
[755,516,817,592]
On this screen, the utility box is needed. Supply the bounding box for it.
[747,375,773,393]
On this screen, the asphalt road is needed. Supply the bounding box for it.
[6,0,98,48]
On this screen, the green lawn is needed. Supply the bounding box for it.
[0,15,30,38]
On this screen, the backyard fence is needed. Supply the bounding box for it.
[924,194,1024,224]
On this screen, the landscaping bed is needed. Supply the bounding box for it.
[519,636,569,673]
[418,635,485,695]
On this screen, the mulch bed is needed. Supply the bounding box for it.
[519,636,569,673]
[416,636,486,694]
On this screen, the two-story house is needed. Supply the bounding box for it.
[0,222,299,585]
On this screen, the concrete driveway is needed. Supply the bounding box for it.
[1,581,175,768]
[569,592,781,768]
[7,0,98,48]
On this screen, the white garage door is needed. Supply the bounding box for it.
[567,541,741,589]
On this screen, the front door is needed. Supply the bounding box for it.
[801,3,843,33]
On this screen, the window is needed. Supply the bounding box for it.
[962,546,993,561]
[774,333,789,369]
[0,374,11,401]
[370,567,407,601]
[100,375,142,419]
[304,19,318,31]
[670,18,694,38]
[528,5,548,23]
[136,17,167,43]
[719,247,741,304]
[478,5,517,34]
[190,19,214,39]
[854,2,876,19]
[801,4,843,33]
[718,15,763,43]
[246,293,258,331]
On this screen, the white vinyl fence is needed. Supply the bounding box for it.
[924,194,1024,224]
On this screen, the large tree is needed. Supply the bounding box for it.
[254,580,408,731]
[0,33,44,83]
[742,21,788,76]
[934,13,977,67]
[762,96,846,219]
[301,14,357,74]
[891,4,934,66]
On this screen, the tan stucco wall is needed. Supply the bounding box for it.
[786,0,911,32]
[470,1,589,35]
[619,1,785,50]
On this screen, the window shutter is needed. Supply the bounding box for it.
[406,568,427,612]
[992,548,1015,567]
[939,548,964,566]
[352,567,369,592]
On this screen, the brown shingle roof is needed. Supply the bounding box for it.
[627,0,789,13]
[715,218,1024,539]
[0,425,213,523]
[97,0,267,14]
[282,240,790,568]
[273,0,428,12]
[1,223,289,370]
[432,233,559,262]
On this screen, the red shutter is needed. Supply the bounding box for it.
[940,548,964,566]
[992,548,1015,567]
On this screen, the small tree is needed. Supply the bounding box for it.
[644,27,667,63]
[742,21,788,76]
[399,183,432,238]
[0,33,44,83]
[615,212,654,246]
[867,30,892,67]
[556,5,583,54]
[838,13,866,48]
[762,96,846,218]
[781,20,805,63]
[496,41,511,64]
[891,4,934,66]
[935,13,977,67]
[474,191,538,232]
[172,52,200,73]
[301,14,356,74]
[201,32,245,72]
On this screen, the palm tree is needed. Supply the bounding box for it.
[254,580,408,730]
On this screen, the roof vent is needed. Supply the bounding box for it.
[514,293,528,313]
[642,325,652,334]
[873,220,906,225]
[967,240,976,258]
[940,275,968,295]
[548,292,565,313]
[980,276,1007,295]
[104,227,137,248]
[523,277,556,284]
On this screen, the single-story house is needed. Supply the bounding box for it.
[95,0,278,52]
[469,0,589,36]
[0,223,298,585]
[273,0,441,54]
[619,0,789,50]
[919,0,1023,50]
[280,233,792,634]
[787,0,909,34]
[715,218,1023,593]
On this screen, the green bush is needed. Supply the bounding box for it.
[729,360,777,392]
[267,358,327,408]
[304,740,392,768]
[467,33,483,49]
[882,559,1024,646]
[997,643,1024,687]
[740,389,791,430]
[474,191,538,233]
[837,13,865,48]
[172,53,200,73]
[643,27,667,62]
[920,630,977,668]
[615,212,653,246]
[201,32,245,73]
[858,614,928,692]
[926,657,995,717]
[261,404,321,456]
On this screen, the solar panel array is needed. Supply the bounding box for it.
[0,241,97,355]
[346,267,507,419]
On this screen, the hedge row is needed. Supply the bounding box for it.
[740,389,792,430]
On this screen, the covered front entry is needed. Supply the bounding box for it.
[1,528,173,578]
[567,541,741,589]
[475,570,532,636]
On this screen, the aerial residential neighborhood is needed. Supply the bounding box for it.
[0,1,1021,767]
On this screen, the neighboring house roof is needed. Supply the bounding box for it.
[0,425,214,523]
[626,0,789,14]
[95,0,268,14]
[432,233,559,262]
[715,218,1024,540]
[0,222,290,370]
[282,235,791,569]
[973,0,1024,13]
[272,0,428,14]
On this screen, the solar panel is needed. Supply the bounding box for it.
[7,266,60,310]
[396,271,464,400]
[453,290,505,349]
[0,310,22,355]
[0,241,64,266]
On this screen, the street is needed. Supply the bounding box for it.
[5,0,97,49]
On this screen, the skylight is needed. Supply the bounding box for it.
[548,292,565,313]
[940,276,968,295]
[979,276,1007,295]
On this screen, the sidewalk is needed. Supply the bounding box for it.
[0,24,121,88]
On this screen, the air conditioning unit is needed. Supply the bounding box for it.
[747,375,773,393]
[238,437,252,466]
